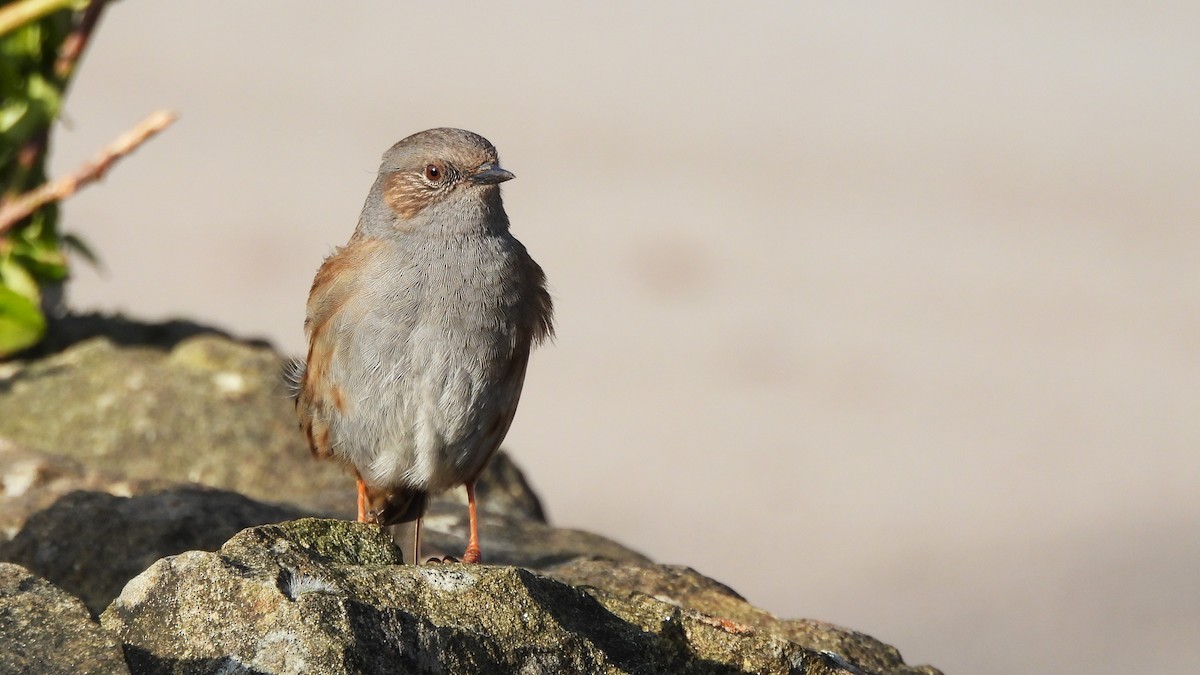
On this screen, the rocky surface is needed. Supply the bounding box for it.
[545,559,937,675]
[0,485,647,618]
[0,562,128,674]
[0,332,550,524]
[0,438,171,543]
[0,334,354,517]
[0,321,942,674]
[101,518,937,675]
[1,486,309,615]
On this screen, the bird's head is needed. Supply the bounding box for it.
[359,127,514,237]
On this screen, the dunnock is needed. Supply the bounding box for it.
[292,128,553,564]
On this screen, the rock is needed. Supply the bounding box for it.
[19,311,252,360]
[0,438,171,543]
[101,518,937,675]
[420,500,649,568]
[0,334,547,522]
[449,448,548,523]
[543,559,940,675]
[543,557,773,625]
[0,486,310,615]
[0,484,646,616]
[0,335,354,516]
[0,562,128,674]
[0,324,942,673]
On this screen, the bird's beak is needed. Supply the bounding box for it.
[470,163,515,185]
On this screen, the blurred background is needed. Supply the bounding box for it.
[48,3,1198,673]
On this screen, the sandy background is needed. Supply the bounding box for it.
[45,3,1198,673]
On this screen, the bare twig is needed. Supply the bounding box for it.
[0,110,178,234]
[55,0,111,80]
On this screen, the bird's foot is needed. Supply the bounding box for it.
[461,544,481,565]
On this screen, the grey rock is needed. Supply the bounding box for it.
[101,518,937,675]
[543,559,941,675]
[0,486,309,615]
[0,438,172,544]
[0,327,941,673]
[446,448,548,523]
[0,334,546,523]
[0,562,128,675]
[0,483,646,617]
[0,335,354,517]
[420,500,649,568]
[19,311,249,360]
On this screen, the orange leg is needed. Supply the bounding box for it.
[462,480,482,564]
[356,476,368,523]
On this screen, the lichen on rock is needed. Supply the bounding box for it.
[0,562,128,675]
[0,324,941,674]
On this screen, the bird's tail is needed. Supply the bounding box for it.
[282,357,305,401]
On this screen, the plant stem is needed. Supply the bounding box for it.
[0,110,178,234]
[0,0,76,36]
[55,0,109,80]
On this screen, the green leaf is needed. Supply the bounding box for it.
[62,232,100,268]
[25,72,61,118]
[0,284,46,357]
[0,255,41,301]
[8,213,67,281]
[0,72,61,150]
[0,98,29,134]
[12,250,67,281]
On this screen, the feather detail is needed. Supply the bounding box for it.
[295,237,386,460]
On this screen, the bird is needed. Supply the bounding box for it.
[291,128,553,564]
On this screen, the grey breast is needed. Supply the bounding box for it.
[330,233,531,492]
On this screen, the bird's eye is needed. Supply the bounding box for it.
[424,164,442,182]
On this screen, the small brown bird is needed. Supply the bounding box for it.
[292,128,553,564]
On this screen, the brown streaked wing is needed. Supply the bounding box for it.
[295,237,385,460]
